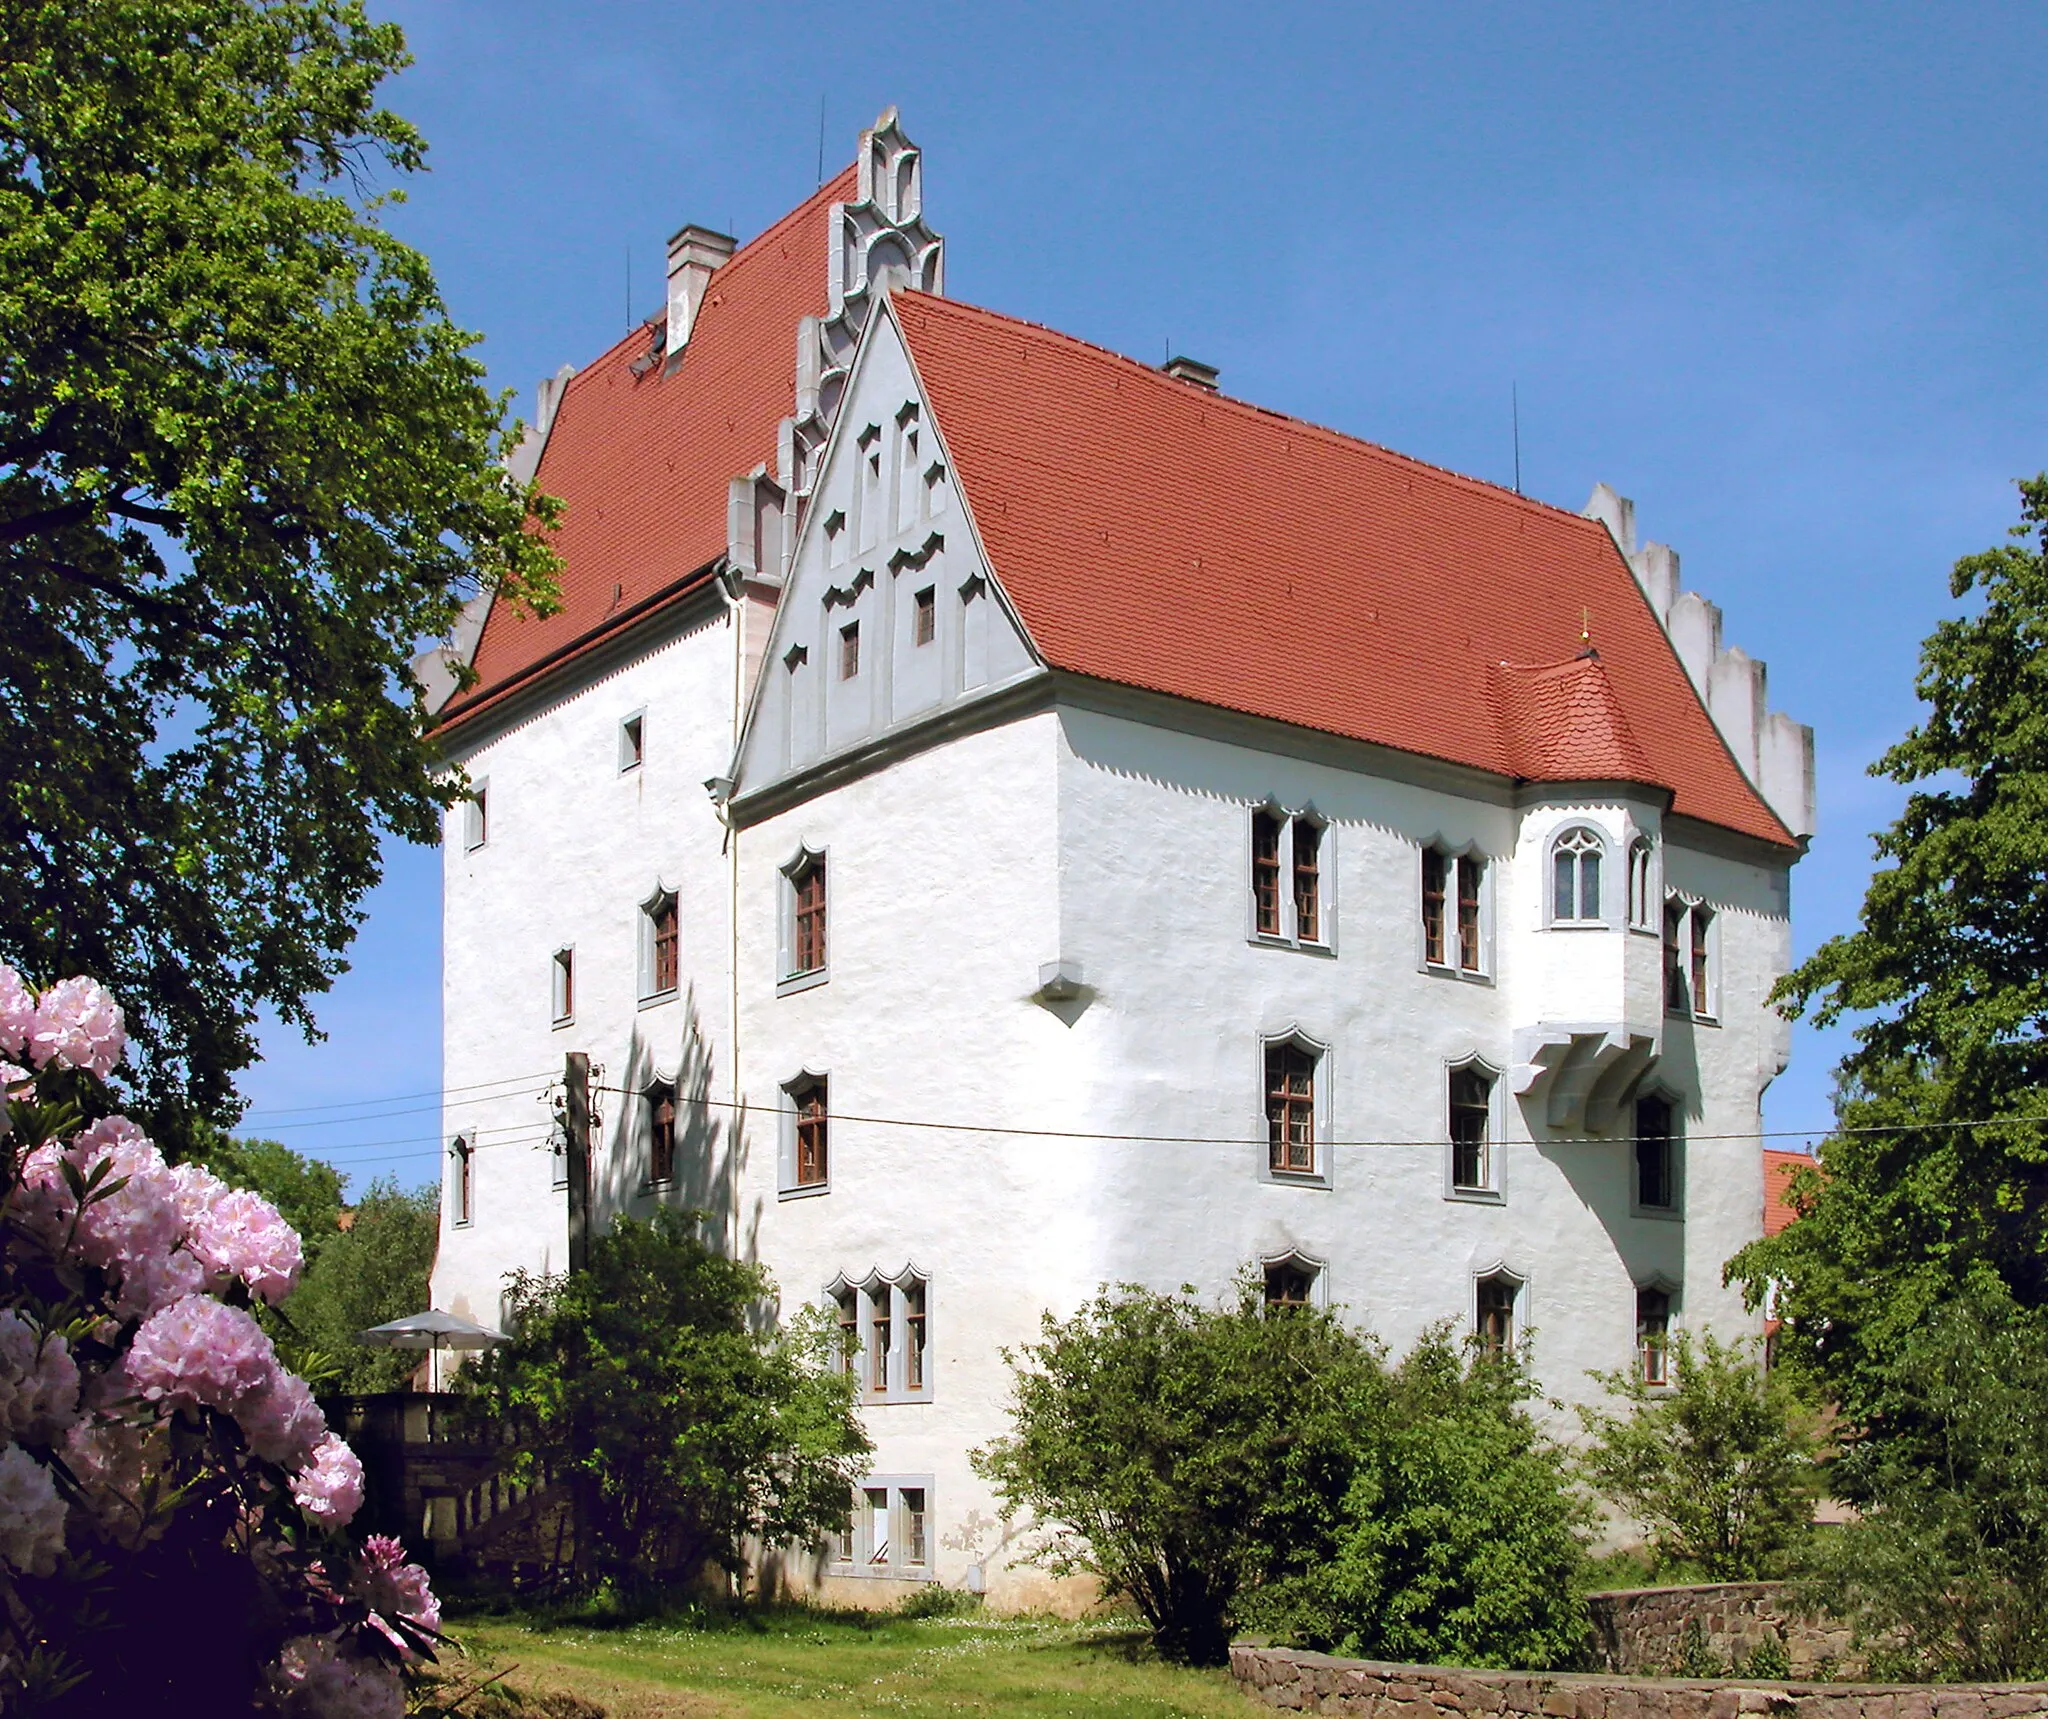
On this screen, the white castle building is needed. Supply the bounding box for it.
[424,112,1814,1603]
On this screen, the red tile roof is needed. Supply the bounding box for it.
[442,166,859,725]
[891,291,1794,847]
[1762,1148,1813,1236]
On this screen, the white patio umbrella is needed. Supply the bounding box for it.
[357,1309,507,1391]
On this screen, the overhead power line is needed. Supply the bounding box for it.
[241,1068,556,1122]
[589,1084,2044,1152]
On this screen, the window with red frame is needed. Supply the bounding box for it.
[794,1079,828,1187]
[791,858,827,976]
[1265,1042,1317,1175]
[1251,811,1284,936]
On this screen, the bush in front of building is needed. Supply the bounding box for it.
[461,1209,870,1598]
[1575,1329,1825,1581]
[1806,1282,2048,1682]
[974,1281,1592,1668]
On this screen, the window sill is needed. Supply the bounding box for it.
[451,1219,473,1230]
[863,1390,936,1406]
[1632,1203,1685,1223]
[638,988,678,1011]
[779,1180,831,1202]
[1247,935,1337,959]
[1663,1008,1720,1028]
[552,1014,574,1031]
[829,1564,936,1580]
[1421,962,1493,986]
[1265,1168,1331,1191]
[1546,920,1613,932]
[1628,923,1660,938]
[1445,1186,1505,1206]
[777,969,829,998]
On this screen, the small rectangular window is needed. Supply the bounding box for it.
[1628,839,1654,929]
[902,1486,928,1566]
[913,586,936,646]
[450,1137,474,1227]
[1456,856,1483,972]
[1292,821,1322,943]
[551,948,574,1024]
[791,858,827,976]
[869,1289,893,1394]
[1477,1274,1517,1361]
[1263,1260,1316,1310]
[904,1281,927,1390]
[648,1084,677,1185]
[866,1486,891,1564]
[795,1080,828,1187]
[1265,1042,1316,1175]
[1251,811,1284,937]
[840,622,861,680]
[619,712,645,772]
[1422,848,1448,965]
[1664,901,1689,1013]
[1638,1287,1672,1386]
[464,785,488,852]
[835,1288,860,1376]
[1449,1066,1492,1190]
[648,893,680,997]
[1635,1094,1676,1211]
[1690,906,1714,1016]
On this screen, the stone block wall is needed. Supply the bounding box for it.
[1229,1647,2048,1719]
[1585,1583,1860,1679]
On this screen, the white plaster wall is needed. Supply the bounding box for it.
[433,602,743,1331]
[734,709,1075,1603]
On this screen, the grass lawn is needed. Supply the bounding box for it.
[445,1605,1263,1719]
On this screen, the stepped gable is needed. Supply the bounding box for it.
[443,165,859,722]
[1486,653,1658,786]
[891,290,1793,848]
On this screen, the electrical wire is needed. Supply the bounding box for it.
[586,1083,2044,1151]
[239,1068,557,1120]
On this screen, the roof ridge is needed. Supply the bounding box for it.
[894,289,1609,535]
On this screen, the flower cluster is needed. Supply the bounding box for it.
[0,966,438,1715]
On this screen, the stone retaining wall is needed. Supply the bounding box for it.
[1229,1646,2048,1719]
[1586,1583,1858,1679]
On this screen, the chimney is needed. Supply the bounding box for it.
[1162,355,1219,392]
[666,224,737,359]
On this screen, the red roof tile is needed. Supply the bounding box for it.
[444,166,859,722]
[1762,1148,1813,1236]
[892,292,1794,847]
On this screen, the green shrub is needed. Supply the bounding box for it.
[975,1281,1591,1667]
[1577,1331,1823,1581]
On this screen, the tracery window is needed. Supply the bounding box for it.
[1551,826,1604,923]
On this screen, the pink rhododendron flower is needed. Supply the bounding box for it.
[0,1446,66,1576]
[261,1633,403,1719]
[0,1311,79,1442]
[18,1122,192,1316]
[188,1186,304,1306]
[0,1063,32,1111]
[25,976,124,1077]
[355,1536,441,1658]
[290,1432,364,1528]
[0,967,32,1061]
[123,1295,322,1466]
[61,1414,168,1549]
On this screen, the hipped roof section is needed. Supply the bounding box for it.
[890,291,1793,847]
[442,166,860,723]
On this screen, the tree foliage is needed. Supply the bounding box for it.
[1804,1284,2048,1682]
[0,0,559,1132]
[463,1210,869,1594]
[974,1282,1590,1668]
[281,1176,435,1392]
[1576,1331,1823,1580]
[1729,477,2048,1421]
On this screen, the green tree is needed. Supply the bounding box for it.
[975,1283,1591,1668]
[1247,1329,1594,1670]
[192,1127,345,1272]
[1729,476,2048,1424]
[282,1177,437,1391]
[463,1210,869,1595]
[1576,1331,1823,1580]
[1806,1284,2048,1681]
[0,1,559,1134]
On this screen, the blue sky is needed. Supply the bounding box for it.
[238,1,2048,1192]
